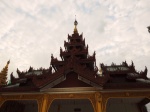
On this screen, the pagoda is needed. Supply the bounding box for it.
[0,19,150,112]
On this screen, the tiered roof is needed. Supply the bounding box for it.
[0,20,150,92]
[100,61,149,89]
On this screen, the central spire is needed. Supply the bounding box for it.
[74,17,78,34]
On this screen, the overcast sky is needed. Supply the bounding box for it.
[0,0,150,79]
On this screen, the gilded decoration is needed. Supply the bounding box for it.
[95,92,103,112]
[40,94,49,112]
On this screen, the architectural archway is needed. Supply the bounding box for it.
[48,99,94,112]
[0,100,38,112]
[106,98,150,112]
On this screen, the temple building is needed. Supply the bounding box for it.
[0,19,150,112]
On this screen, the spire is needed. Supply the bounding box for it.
[74,16,78,34]
[0,60,10,85]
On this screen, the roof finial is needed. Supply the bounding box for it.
[74,15,78,34]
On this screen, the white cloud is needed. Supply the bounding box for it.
[0,0,150,80]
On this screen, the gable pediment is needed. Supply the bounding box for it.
[41,72,93,90]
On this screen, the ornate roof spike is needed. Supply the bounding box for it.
[0,60,10,85]
[28,66,33,72]
[10,72,15,83]
[147,26,150,33]
[93,51,96,57]
[131,60,134,67]
[17,68,21,74]
[60,47,62,52]
[51,54,54,59]
[87,44,88,49]
[74,16,78,34]
[123,60,128,66]
[7,60,10,65]
[144,66,148,75]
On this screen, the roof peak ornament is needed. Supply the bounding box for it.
[74,15,78,34]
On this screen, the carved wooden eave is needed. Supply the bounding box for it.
[41,87,102,93]
[60,48,88,57]
[32,61,107,88]
[3,55,107,92]
[100,61,148,80]
[6,60,149,92]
